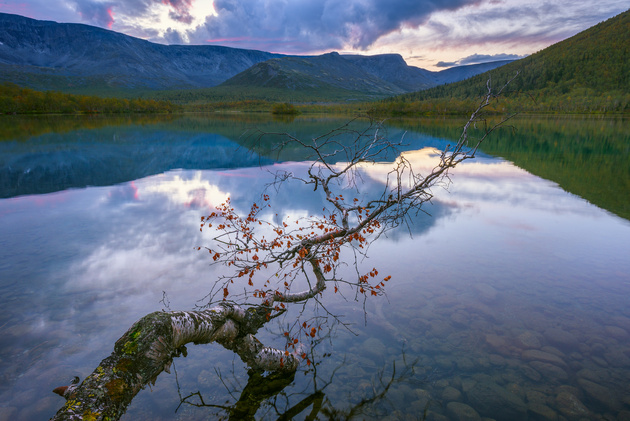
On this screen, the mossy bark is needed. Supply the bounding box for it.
[51,304,298,421]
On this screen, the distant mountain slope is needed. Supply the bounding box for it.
[342,54,437,91]
[396,9,630,102]
[220,52,514,97]
[0,13,281,92]
[219,52,408,96]
[432,60,515,85]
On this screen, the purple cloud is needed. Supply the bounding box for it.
[72,0,116,28]
[163,0,194,24]
[198,0,482,52]
[1,0,627,63]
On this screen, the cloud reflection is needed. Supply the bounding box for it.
[3,138,630,419]
[142,171,230,210]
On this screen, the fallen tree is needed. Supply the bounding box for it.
[51,76,517,420]
[51,303,299,420]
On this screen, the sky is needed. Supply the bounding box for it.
[0,0,627,71]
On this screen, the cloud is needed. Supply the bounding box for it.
[163,0,194,24]
[71,0,116,28]
[163,27,186,43]
[435,60,457,68]
[418,0,629,54]
[63,0,201,33]
[3,0,627,65]
[435,52,526,67]
[195,0,482,53]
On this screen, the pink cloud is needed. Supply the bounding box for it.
[107,7,114,28]
[0,2,31,15]
[162,0,194,24]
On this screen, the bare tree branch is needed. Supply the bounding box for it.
[200,74,519,312]
[51,75,519,420]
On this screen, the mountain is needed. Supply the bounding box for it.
[219,52,408,97]
[342,54,436,91]
[0,12,282,92]
[394,9,630,104]
[219,53,513,97]
[345,54,512,88]
[432,60,516,85]
[0,12,514,99]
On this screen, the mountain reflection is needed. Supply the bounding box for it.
[0,114,453,199]
[0,127,273,198]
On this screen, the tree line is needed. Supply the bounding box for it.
[0,83,178,114]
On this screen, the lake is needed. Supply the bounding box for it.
[0,113,629,420]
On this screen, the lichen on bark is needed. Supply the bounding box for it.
[51,303,298,421]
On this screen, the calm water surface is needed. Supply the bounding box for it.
[0,114,629,420]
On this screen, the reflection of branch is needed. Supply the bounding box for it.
[321,354,421,420]
[178,369,297,420]
[175,342,423,420]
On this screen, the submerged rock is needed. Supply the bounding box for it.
[485,333,511,355]
[520,364,543,381]
[576,367,609,383]
[521,349,567,367]
[528,361,569,381]
[577,378,621,411]
[527,402,558,421]
[603,348,630,367]
[361,337,386,358]
[555,391,589,419]
[543,327,579,350]
[450,312,470,327]
[604,325,627,339]
[442,386,463,401]
[465,380,527,420]
[516,331,542,349]
[446,401,481,421]
[474,283,498,302]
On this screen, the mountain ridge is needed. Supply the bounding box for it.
[0,12,283,91]
[218,52,513,97]
[219,52,407,96]
[0,12,513,98]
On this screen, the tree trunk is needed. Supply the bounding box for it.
[51,303,298,421]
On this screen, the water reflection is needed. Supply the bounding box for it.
[389,115,630,221]
[0,114,451,199]
[172,337,422,420]
[0,115,629,420]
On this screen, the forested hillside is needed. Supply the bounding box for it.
[376,9,630,114]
